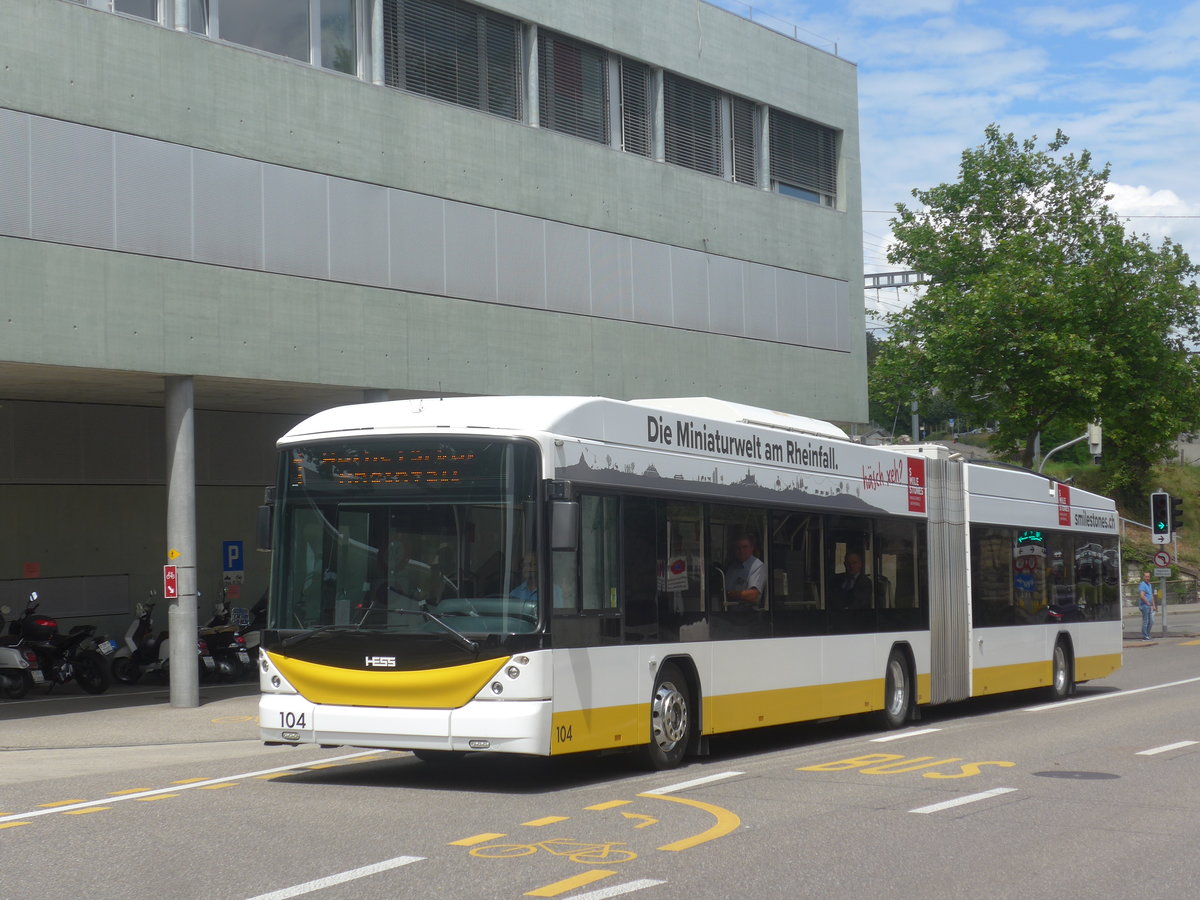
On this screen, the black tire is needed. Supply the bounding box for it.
[644,662,693,770]
[411,749,467,763]
[74,650,110,694]
[879,649,911,729]
[1,670,33,699]
[111,655,141,685]
[215,656,244,683]
[1047,640,1072,700]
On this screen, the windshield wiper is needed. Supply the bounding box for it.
[390,608,479,654]
[281,624,342,648]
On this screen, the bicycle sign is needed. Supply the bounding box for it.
[470,838,637,865]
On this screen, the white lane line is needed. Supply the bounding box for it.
[0,750,377,824]
[1023,676,1200,712]
[910,787,1016,815]
[1136,740,1199,756]
[872,727,942,742]
[641,771,744,795]
[243,856,423,900]
[568,880,668,899]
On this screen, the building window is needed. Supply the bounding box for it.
[730,96,758,185]
[538,31,608,144]
[114,0,159,19]
[619,59,651,157]
[218,0,311,62]
[663,73,722,177]
[769,108,838,206]
[383,0,522,120]
[320,0,357,74]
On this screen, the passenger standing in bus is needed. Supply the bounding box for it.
[1138,571,1157,641]
[831,552,873,609]
[725,534,766,609]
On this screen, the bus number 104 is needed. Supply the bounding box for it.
[555,724,573,744]
[279,711,307,730]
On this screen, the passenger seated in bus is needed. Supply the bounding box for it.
[724,534,766,609]
[829,551,873,609]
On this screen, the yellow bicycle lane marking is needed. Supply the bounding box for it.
[636,792,741,851]
[454,771,745,896]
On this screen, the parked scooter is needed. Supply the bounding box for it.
[0,605,43,699]
[111,595,216,684]
[201,593,252,681]
[4,592,113,694]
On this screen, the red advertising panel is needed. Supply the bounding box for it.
[1057,483,1071,526]
[907,458,926,513]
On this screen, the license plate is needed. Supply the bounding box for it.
[237,651,250,663]
[201,657,215,670]
[97,640,118,655]
[31,671,45,684]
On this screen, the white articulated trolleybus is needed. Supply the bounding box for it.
[258,396,1122,768]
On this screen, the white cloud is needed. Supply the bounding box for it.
[1107,183,1200,254]
[1014,3,1134,35]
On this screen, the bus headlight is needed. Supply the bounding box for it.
[491,681,504,695]
[506,666,520,679]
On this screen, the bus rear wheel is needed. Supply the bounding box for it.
[879,649,911,729]
[644,663,692,770]
[1047,640,1072,700]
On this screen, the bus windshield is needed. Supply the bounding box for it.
[271,438,541,636]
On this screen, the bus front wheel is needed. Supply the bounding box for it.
[644,663,692,770]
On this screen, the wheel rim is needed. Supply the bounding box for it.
[886,657,908,719]
[1053,645,1068,693]
[651,679,688,752]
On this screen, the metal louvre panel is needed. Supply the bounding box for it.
[30,117,114,249]
[538,31,608,144]
[114,132,192,259]
[619,58,651,157]
[192,148,263,271]
[663,73,722,177]
[927,458,970,704]
[0,108,30,238]
[383,0,522,120]
[769,108,838,201]
[263,165,329,280]
[731,96,758,185]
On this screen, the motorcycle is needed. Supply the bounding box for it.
[111,597,215,684]
[201,595,252,681]
[0,605,44,699]
[5,592,114,694]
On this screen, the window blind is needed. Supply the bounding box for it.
[383,0,522,120]
[538,31,609,144]
[663,73,721,176]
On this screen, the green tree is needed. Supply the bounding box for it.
[874,125,1200,499]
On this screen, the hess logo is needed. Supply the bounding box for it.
[365,656,397,667]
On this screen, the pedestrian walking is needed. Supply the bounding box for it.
[1138,571,1157,641]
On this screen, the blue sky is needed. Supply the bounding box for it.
[711,0,1200,326]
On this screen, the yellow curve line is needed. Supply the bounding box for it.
[637,792,741,851]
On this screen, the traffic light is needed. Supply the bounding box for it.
[1151,492,1171,541]
[1171,496,1184,533]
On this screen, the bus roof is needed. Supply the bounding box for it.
[280,395,850,444]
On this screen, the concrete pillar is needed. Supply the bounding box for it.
[165,375,199,707]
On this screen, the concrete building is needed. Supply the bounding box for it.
[0,0,863,630]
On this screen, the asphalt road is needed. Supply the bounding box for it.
[2,611,1199,900]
